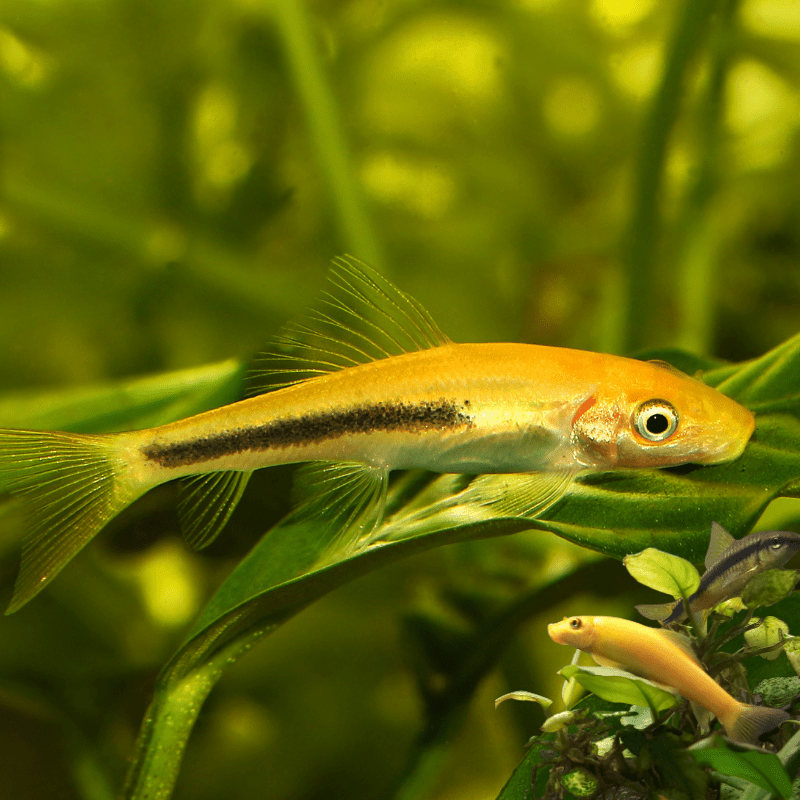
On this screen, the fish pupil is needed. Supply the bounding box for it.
[646,413,669,435]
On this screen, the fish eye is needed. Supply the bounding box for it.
[634,400,679,442]
[771,537,783,550]
[569,618,582,630]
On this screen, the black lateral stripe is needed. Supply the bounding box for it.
[143,399,473,468]
[666,532,800,623]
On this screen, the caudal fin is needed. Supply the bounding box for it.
[723,703,790,744]
[0,429,137,613]
[635,600,681,623]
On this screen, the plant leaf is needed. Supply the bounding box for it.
[494,691,553,710]
[0,358,245,434]
[623,547,701,598]
[559,664,678,715]
[690,737,793,799]
[742,569,800,610]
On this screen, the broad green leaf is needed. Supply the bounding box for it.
[690,737,793,799]
[0,358,245,434]
[648,731,709,800]
[623,547,701,598]
[559,665,678,715]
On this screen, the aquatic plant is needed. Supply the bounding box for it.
[497,546,800,800]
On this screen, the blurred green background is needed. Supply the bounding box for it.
[1,0,800,798]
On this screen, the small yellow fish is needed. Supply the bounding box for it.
[548,615,789,744]
[0,257,754,612]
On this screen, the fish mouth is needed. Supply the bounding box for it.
[547,622,564,643]
[701,412,756,464]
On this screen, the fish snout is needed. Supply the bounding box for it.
[697,399,755,465]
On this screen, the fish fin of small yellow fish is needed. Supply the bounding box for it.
[646,360,690,378]
[653,628,699,662]
[464,471,576,519]
[178,470,253,550]
[635,601,678,622]
[248,255,451,395]
[590,652,629,670]
[723,703,789,745]
[0,429,140,614]
[704,522,735,569]
[291,461,388,556]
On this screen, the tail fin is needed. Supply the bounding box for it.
[635,600,681,623]
[0,429,137,613]
[723,703,789,744]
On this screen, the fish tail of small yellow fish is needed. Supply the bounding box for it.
[722,702,790,745]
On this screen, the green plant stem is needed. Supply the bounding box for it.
[674,0,739,354]
[698,609,755,659]
[270,0,384,267]
[621,0,718,352]
[121,633,260,800]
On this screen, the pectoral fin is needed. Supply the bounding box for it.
[655,628,700,664]
[464,471,575,519]
[590,652,629,670]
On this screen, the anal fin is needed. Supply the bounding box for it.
[178,470,252,550]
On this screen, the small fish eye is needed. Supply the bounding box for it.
[634,400,679,442]
[569,618,582,629]
[771,537,783,550]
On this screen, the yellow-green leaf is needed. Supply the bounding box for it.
[623,548,701,599]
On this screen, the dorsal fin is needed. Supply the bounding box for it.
[705,522,735,569]
[655,628,701,664]
[647,359,690,378]
[249,256,450,394]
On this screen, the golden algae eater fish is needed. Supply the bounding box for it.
[548,615,789,744]
[0,257,754,612]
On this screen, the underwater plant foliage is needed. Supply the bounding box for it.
[496,558,800,800]
[2,0,800,798]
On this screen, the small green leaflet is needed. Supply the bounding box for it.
[742,569,799,610]
[494,691,553,711]
[623,547,700,598]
